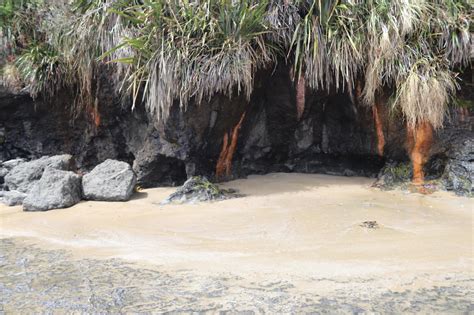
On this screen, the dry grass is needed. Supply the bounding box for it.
[0,0,471,128]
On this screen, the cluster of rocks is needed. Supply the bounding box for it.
[0,156,137,211]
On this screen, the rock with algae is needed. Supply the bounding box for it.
[161,176,241,205]
[373,161,413,190]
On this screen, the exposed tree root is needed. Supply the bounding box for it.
[296,74,305,121]
[373,93,385,157]
[406,121,433,186]
[216,112,246,180]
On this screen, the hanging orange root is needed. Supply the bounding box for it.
[296,74,305,121]
[373,94,385,157]
[215,112,246,180]
[406,121,433,185]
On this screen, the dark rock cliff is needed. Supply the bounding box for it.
[0,65,472,193]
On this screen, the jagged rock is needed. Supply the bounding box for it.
[161,176,240,205]
[0,64,471,186]
[4,155,74,193]
[293,117,314,154]
[82,159,137,201]
[23,168,82,211]
[132,134,187,188]
[0,190,27,206]
[442,138,473,197]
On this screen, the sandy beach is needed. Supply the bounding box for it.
[1,173,473,312]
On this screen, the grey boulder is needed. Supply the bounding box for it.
[23,168,82,211]
[0,190,27,206]
[82,159,136,201]
[4,155,74,193]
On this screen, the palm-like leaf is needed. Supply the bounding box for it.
[1,0,471,127]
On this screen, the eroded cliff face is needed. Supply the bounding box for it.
[0,65,472,191]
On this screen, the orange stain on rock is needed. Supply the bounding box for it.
[373,96,385,157]
[406,121,433,185]
[86,105,101,128]
[216,112,246,180]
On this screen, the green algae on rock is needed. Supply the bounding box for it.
[161,176,242,205]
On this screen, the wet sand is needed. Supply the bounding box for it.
[1,173,473,312]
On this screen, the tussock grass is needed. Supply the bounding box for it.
[0,0,472,128]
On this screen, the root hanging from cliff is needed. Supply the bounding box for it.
[216,112,246,180]
[406,121,433,186]
[373,94,385,157]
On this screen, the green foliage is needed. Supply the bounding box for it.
[1,0,48,91]
[98,0,275,119]
[289,0,472,128]
[0,0,43,44]
[0,0,472,127]
[15,42,65,98]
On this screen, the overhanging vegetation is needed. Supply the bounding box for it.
[1,0,472,127]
